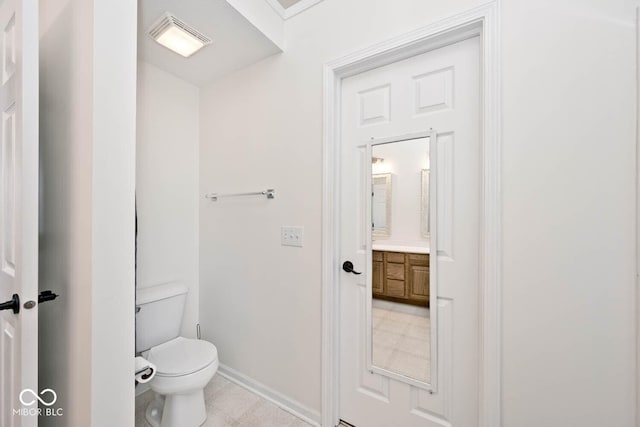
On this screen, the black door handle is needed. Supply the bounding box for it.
[342,261,362,275]
[0,294,19,314]
[39,290,58,304]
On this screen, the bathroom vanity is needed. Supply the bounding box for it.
[372,249,429,306]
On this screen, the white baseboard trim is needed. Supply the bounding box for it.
[217,363,321,427]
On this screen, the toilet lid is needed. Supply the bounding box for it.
[148,337,218,377]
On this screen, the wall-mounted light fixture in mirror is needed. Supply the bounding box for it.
[367,133,436,389]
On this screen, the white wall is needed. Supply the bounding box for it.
[90,1,137,426]
[136,61,200,339]
[199,0,484,418]
[199,0,637,425]
[39,0,93,424]
[39,0,137,426]
[500,1,636,426]
[372,139,428,244]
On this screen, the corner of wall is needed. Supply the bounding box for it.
[90,0,137,425]
[225,0,285,51]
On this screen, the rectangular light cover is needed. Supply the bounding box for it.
[156,26,204,58]
[148,13,212,58]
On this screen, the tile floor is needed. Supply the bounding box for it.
[372,299,430,382]
[135,375,312,427]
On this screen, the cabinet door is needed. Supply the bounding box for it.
[372,260,384,295]
[386,262,405,280]
[386,279,407,298]
[408,264,429,303]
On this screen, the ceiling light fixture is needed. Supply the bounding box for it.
[147,12,212,58]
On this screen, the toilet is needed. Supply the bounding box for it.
[136,283,218,427]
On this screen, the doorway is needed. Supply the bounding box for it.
[321,5,501,427]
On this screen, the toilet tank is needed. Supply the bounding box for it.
[136,283,188,353]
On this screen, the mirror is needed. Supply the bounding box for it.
[421,169,430,238]
[372,173,391,238]
[369,136,432,387]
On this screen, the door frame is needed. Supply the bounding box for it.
[321,3,502,427]
[636,7,640,427]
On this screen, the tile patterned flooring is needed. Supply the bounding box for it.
[372,299,430,382]
[135,375,312,427]
[136,301,428,426]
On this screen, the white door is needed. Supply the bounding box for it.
[0,0,38,426]
[339,37,480,426]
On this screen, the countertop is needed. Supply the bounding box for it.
[372,242,430,254]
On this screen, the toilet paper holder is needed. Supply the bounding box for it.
[135,367,155,384]
[135,356,156,384]
[136,366,153,377]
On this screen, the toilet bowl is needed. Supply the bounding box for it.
[144,337,218,427]
[136,284,218,427]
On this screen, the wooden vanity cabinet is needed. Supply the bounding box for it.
[372,251,384,294]
[407,254,429,304]
[372,250,429,306]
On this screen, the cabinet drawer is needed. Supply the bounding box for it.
[386,279,406,298]
[386,252,405,264]
[373,251,383,262]
[386,262,405,280]
[408,253,429,265]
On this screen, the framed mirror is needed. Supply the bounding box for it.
[366,131,437,390]
[372,173,391,238]
[421,169,430,238]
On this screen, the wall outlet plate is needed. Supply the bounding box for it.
[281,226,304,247]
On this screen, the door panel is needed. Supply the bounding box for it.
[339,36,480,426]
[1,320,16,426]
[0,0,38,426]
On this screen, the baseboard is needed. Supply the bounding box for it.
[217,363,322,427]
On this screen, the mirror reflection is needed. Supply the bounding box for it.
[372,173,391,237]
[371,138,430,384]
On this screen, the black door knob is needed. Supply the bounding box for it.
[0,294,20,314]
[342,261,362,275]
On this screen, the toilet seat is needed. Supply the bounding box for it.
[148,337,218,377]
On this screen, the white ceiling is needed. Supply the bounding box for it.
[276,0,304,7]
[138,0,281,87]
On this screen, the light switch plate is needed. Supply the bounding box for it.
[281,226,304,247]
